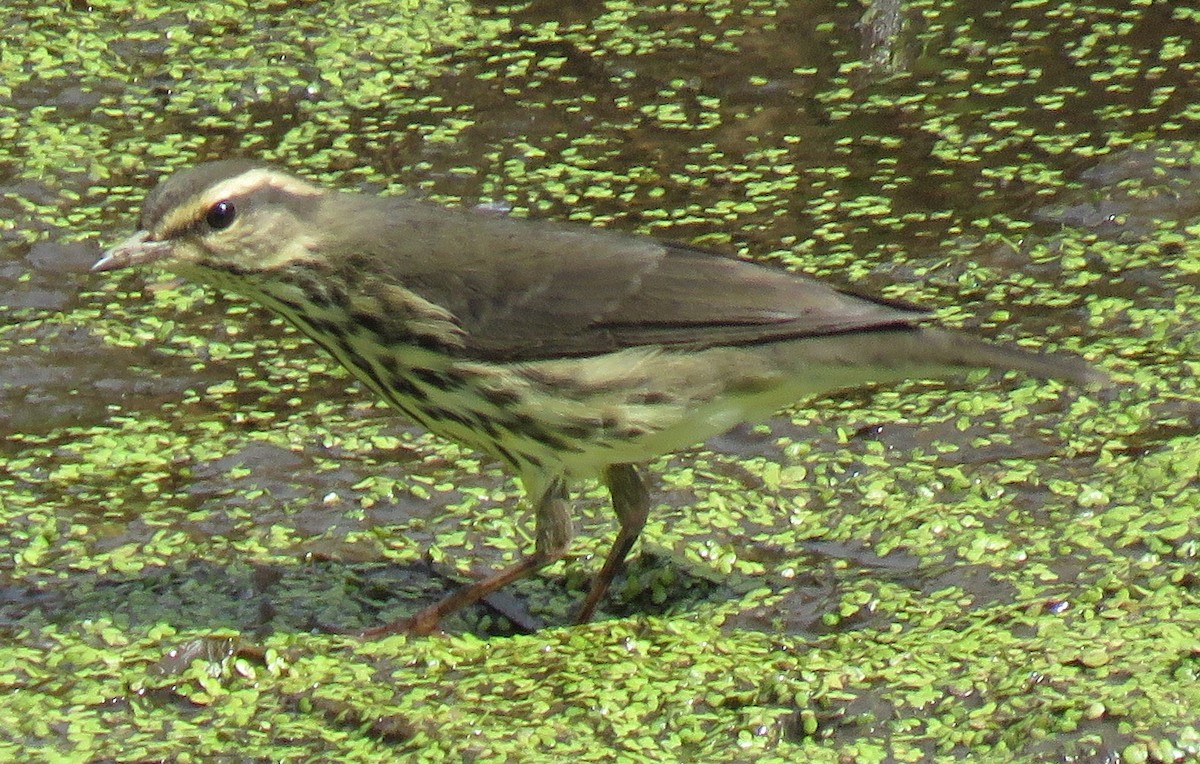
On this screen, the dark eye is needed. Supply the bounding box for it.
[205,200,237,230]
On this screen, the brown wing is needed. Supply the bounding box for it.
[320,194,929,362]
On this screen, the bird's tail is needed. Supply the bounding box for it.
[906,327,1110,389]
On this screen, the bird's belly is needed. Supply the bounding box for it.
[262,294,819,477]
[323,342,767,479]
[292,326,962,483]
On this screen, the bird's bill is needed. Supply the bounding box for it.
[92,230,173,272]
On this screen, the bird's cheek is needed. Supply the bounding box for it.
[165,241,221,272]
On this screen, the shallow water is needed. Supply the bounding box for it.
[1,1,1197,760]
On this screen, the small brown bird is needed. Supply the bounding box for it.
[95,160,1106,635]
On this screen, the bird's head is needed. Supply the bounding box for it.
[94,160,327,279]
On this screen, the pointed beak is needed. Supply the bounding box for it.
[92,230,173,272]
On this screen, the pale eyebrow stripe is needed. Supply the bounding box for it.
[200,168,323,205]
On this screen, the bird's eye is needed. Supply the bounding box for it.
[205,200,237,230]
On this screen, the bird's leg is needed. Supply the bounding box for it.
[574,464,650,624]
[364,476,573,637]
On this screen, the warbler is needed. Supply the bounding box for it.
[95,160,1106,635]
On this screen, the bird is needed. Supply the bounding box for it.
[94,160,1107,635]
